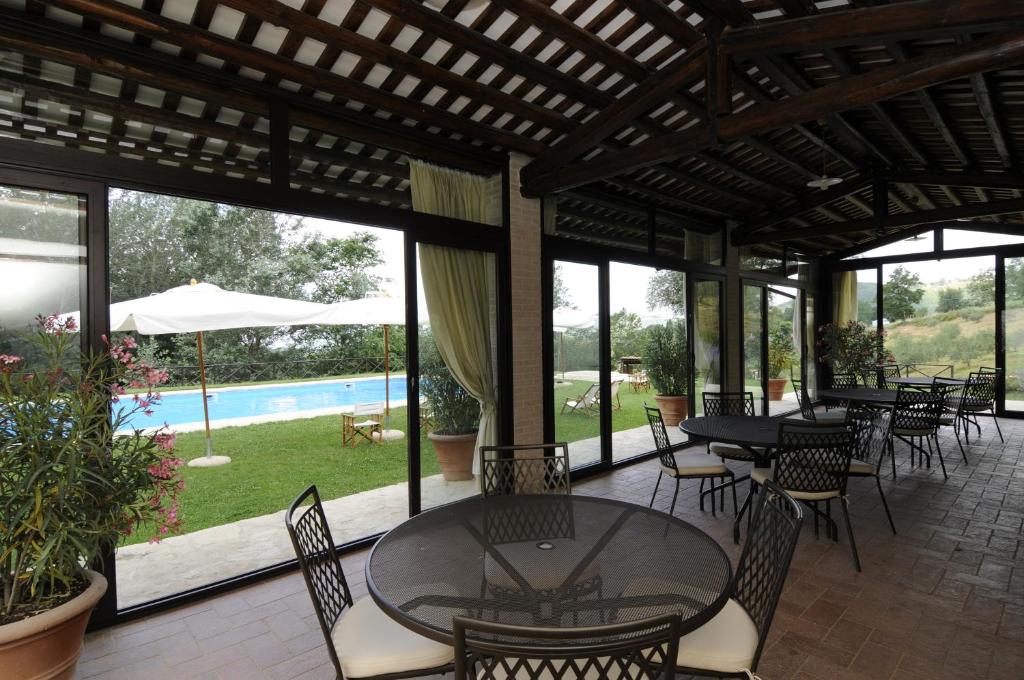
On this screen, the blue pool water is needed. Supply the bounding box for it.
[127,376,407,428]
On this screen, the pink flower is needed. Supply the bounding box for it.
[0,354,22,374]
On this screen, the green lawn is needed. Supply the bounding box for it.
[553,379,655,443]
[124,405,436,546]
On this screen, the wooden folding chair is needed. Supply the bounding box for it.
[341,401,384,447]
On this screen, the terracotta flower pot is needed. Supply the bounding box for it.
[428,432,477,481]
[0,570,107,680]
[767,377,789,401]
[654,394,689,427]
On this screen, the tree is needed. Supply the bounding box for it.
[964,268,995,307]
[883,266,924,321]
[609,309,649,360]
[645,270,685,315]
[936,287,966,313]
[552,263,575,310]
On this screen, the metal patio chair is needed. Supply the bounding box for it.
[845,403,897,533]
[286,486,454,680]
[892,386,947,479]
[480,443,571,497]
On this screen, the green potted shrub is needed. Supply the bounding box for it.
[645,320,690,426]
[420,336,479,481]
[818,320,892,375]
[0,316,184,680]
[767,327,795,401]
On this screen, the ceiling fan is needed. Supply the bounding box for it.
[806,124,844,190]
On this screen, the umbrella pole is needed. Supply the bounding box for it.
[197,330,213,458]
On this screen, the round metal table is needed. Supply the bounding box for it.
[819,387,900,404]
[366,494,733,643]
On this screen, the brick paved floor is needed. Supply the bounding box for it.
[76,417,1023,679]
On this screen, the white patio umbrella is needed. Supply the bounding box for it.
[313,292,413,441]
[74,280,333,467]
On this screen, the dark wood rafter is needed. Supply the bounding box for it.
[720,0,1024,55]
[737,196,1024,246]
[523,29,1024,195]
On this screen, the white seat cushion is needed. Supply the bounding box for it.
[848,458,875,475]
[662,451,728,477]
[677,598,759,673]
[331,596,453,678]
[709,442,761,459]
[751,467,839,501]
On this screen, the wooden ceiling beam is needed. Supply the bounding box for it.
[46,0,544,155]
[735,173,875,236]
[522,29,1024,195]
[0,6,504,172]
[736,196,1024,245]
[522,45,707,184]
[720,0,1024,55]
[882,170,1024,190]
[215,0,575,135]
[964,64,1014,168]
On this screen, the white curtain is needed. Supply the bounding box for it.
[409,159,499,473]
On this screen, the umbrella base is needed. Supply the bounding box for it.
[187,455,232,468]
[378,429,405,442]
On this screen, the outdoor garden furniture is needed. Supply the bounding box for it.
[285,486,455,680]
[934,377,971,465]
[879,363,903,387]
[676,481,802,678]
[341,401,384,447]
[630,369,650,392]
[646,404,736,517]
[952,370,1004,444]
[454,613,680,680]
[678,414,778,540]
[818,386,900,407]
[748,422,861,571]
[480,443,571,496]
[824,372,858,412]
[892,386,947,479]
[596,378,624,411]
[561,382,599,416]
[794,380,848,425]
[845,404,898,533]
[365,494,733,642]
[701,392,760,508]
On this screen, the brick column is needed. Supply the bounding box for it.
[507,153,544,444]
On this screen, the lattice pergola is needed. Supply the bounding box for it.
[0,0,1021,256]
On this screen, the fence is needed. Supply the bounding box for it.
[159,356,404,387]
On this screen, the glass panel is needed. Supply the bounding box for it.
[0,184,86,363]
[743,285,765,415]
[417,245,493,510]
[112,189,410,608]
[805,292,817,401]
[609,263,686,462]
[552,261,601,468]
[694,280,722,415]
[1005,257,1024,411]
[944,229,1024,250]
[787,252,811,281]
[883,257,995,382]
[740,246,782,274]
[844,232,934,260]
[768,286,800,415]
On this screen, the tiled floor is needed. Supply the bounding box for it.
[77,417,1024,679]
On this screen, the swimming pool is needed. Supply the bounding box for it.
[125,376,408,430]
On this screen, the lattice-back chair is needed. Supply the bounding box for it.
[824,372,857,413]
[454,614,680,680]
[933,378,970,466]
[286,486,453,680]
[645,404,735,518]
[892,386,947,479]
[859,365,883,389]
[956,370,1004,445]
[676,480,803,676]
[701,392,758,514]
[845,404,897,534]
[879,363,902,388]
[480,444,571,497]
[748,423,860,570]
[791,374,845,426]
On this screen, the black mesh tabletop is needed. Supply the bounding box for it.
[819,387,900,404]
[678,415,779,449]
[366,495,732,642]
